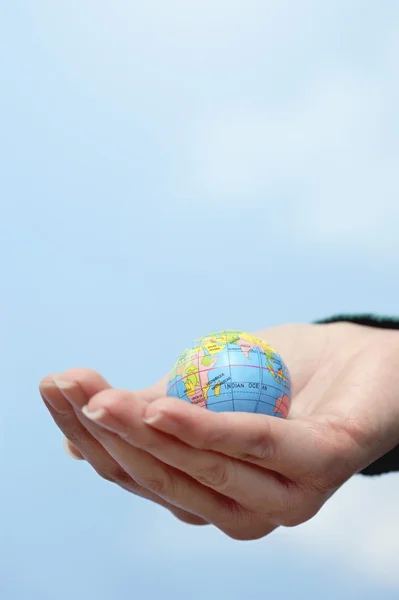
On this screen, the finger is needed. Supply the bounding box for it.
[67,387,272,539]
[40,368,112,462]
[167,507,209,525]
[142,398,320,481]
[63,438,84,460]
[80,388,299,519]
[40,368,167,412]
[40,368,112,413]
[40,377,207,525]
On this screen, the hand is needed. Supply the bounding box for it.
[40,372,207,525]
[39,322,399,540]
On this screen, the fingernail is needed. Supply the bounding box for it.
[53,378,85,409]
[62,437,83,460]
[82,404,107,421]
[39,379,71,414]
[81,404,127,435]
[143,410,163,426]
[53,378,76,391]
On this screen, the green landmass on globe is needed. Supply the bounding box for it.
[166,330,292,417]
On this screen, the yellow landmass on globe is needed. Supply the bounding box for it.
[240,331,276,360]
[184,378,195,396]
[168,331,290,397]
[204,343,224,355]
[214,381,221,397]
[168,347,195,381]
[201,354,214,366]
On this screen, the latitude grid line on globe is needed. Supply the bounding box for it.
[168,370,289,406]
[166,362,283,392]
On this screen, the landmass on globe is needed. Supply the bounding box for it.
[166,330,292,417]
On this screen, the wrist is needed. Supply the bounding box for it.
[379,330,399,442]
[359,329,399,473]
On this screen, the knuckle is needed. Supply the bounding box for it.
[117,478,161,500]
[219,507,275,540]
[215,500,247,533]
[93,463,132,487]
[95,467,114,483]
[221,526,263,541]
[280,504,320,527]
[238,430,276,463]
[194,462,231,489]
[308,464,342,492]
[203,427,230,450]
[169,507,208,526]
[144,473,174,498]
[55,411,72,427]
[63,428,81,447]
[111,466,132,487]
[279,513,303,527]
[277,488,321,527]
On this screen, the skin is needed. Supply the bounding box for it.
[39,322,399,540]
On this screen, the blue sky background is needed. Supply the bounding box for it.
[1,1,399,599]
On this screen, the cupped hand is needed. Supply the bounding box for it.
[39,322,399,540]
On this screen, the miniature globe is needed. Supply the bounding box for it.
[167,330,292,417]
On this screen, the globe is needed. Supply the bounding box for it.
[167,330,292,417]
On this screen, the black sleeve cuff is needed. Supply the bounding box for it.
[314,313,399,476]
[314,313,399,330]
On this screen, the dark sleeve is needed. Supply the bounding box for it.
[314,313,399,476]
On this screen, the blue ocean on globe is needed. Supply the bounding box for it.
[166,330,292,417]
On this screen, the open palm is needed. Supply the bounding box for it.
[40,321,399,540]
